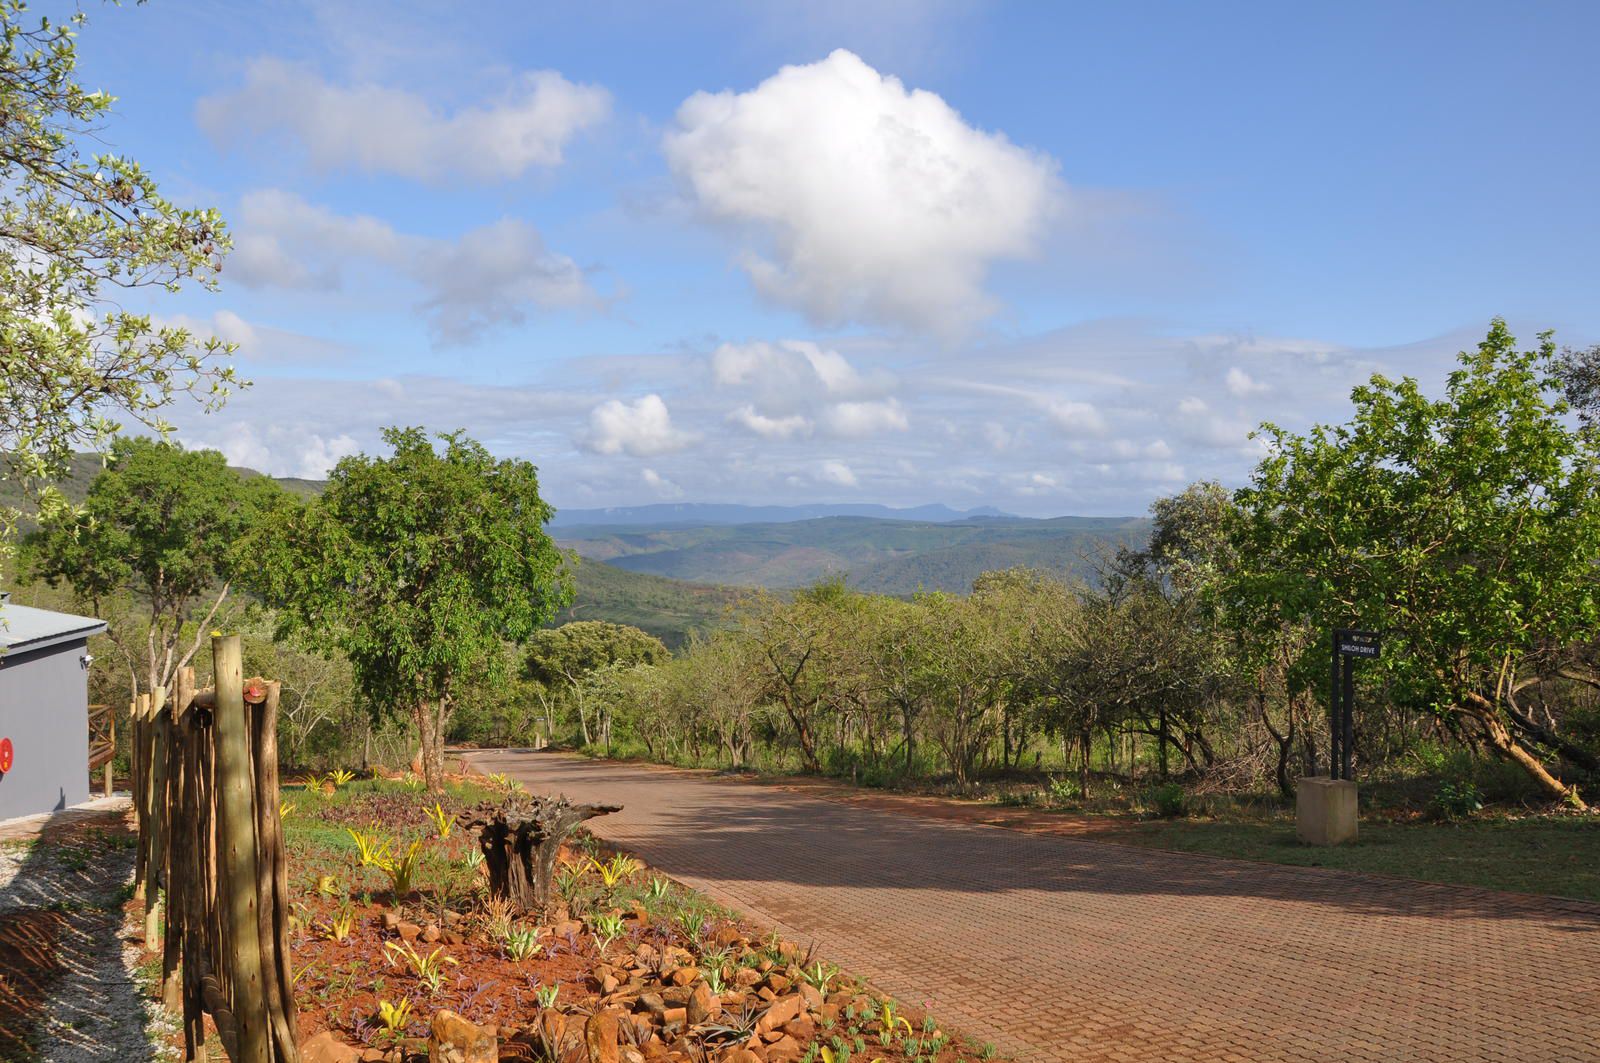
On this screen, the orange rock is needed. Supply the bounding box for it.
[668,967,700,987]
[766,1034,803,1063]
[585,1011,620,1063]
[757,994,802,1032]
[302,1030,360,1063]
[428,1008,496,1063]
[687,983,720,1025]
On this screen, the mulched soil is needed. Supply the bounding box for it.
[287,776,1005,1063]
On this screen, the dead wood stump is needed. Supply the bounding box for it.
[460,795,622,914]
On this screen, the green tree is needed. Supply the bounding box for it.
[0,4,236,582]
[526,620,669,749]
[1234,321,1600,807]
[249,427,570,791]
[27,437,285,696]
[739,578,860,775]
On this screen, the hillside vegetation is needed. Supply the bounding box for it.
[555,560,746,648]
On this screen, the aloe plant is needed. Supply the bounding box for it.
[383,940,458,995]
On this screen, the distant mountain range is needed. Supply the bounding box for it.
[556,513,1148,595]
[549,502,1013,527]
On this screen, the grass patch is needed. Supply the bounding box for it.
[1100,814,1600,901]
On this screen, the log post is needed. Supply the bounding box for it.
[162,670,193,1013]
[178,689,209,1063]
[144,686,171,950]
[212,635,270,1063]
[133,696,147,903]
[103,706,115,797]
[251,678,298,1062]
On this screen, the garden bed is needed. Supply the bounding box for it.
[278,773,1004,1063]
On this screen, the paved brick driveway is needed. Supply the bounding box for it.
[462,750,1600,1063]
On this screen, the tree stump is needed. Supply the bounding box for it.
[460,795,622,914]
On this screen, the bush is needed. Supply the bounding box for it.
[1430,780,1484,821]
[1144,782,1187,818]
[1048,776,1082,805]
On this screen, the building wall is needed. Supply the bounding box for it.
[0,638,92,820]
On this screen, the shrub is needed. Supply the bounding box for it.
[1144,782,1187,818]
[1430,780,1484,821]
[1048,776,1082,805]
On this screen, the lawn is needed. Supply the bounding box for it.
[1098,814,1600,901]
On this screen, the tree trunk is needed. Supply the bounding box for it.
[1157,708,1170,780]
[463,796,621,914]
[1260,690,1295,801]
[413,700,448,793]
[1464,694,1588,810]
[902,706,916,777]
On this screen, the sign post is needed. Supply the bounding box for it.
[1299,628,1380,845]
[1329,629,1380,780]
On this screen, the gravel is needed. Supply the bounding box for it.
[0,804,176,1062]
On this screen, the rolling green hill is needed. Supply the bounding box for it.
[8,452,1150,632]
[555,560,746,648]
[557,514,1150,595]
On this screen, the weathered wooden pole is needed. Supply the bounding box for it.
[103,706,115,797]
[161,670,194,1013]
[178,690,209,1063]
[251,678,298,1062]
[145,688,171,949]
[211,635,271,1063]
[132,696,147,903]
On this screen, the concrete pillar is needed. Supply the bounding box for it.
[1296,777,1358,845]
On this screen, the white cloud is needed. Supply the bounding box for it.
[664,49,1062,335]
[708,339,885,398]
[586,394,694,457]
[1225,366,1268,396]
[641,468,684,498]
[1046,399,1108,437]
[818,460,859,488]
[412,218,598,343]
[197,58,610,183]
[981,422,1021,452]
[182,423,359,480]
[228,190,598,344]
[820,398,909,437]
[728,405,812,440]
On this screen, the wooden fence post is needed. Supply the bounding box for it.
[161,669,194,1013]
[144,686,170,950]
[212,635,271,1063]
[103,702,114,797]
[132,696,146,903]
[252,679,298,1062]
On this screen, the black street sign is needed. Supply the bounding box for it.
[1330,629,1381,781]
[1336,629,1381,659]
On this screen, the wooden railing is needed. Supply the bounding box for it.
[88,703,113,796]
[131,635,299,1063]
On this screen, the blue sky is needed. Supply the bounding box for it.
[77,0,1600,514]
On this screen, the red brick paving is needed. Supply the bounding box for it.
[462,751,1600,1063]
